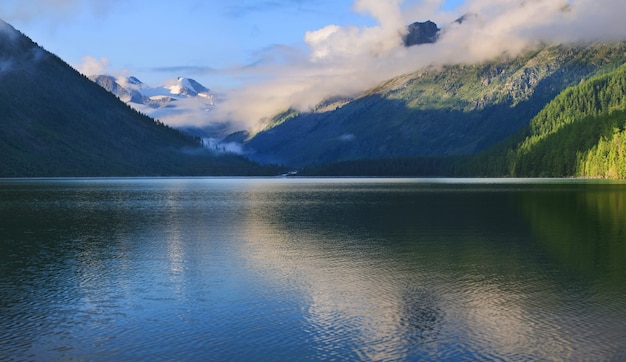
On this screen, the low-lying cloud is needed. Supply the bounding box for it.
[211,0,626,132]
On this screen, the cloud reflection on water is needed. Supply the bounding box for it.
[235,179,626,360]
[2,178,625,360]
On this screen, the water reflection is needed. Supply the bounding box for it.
[1,178,625,360]
[519,183,626,288]
[236,179,626,360]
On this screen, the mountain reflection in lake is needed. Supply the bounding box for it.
[1,178,625,361]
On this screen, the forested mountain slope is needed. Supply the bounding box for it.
[302,63,626,178]
[0,20,270,177]
[466,63,626,178]
[245,42,626,168]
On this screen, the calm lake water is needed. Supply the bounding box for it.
[1,178,625,361]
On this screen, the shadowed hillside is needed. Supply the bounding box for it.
[245,43,626,168]
[302,62,626,178]
[0,20,274,177]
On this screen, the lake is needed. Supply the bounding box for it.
[1,178,625,361]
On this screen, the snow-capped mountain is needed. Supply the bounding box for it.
[166,77,211,98]
[90,74,217,133]
[89,74,144,103]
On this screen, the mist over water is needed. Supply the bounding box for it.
[1,178,625,360]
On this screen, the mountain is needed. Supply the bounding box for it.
[93,20,443,139]
[403,21,439,47]
[90,74,214,105]
[241,41,626,168]
[89,74,218,131]
[0,20,275,177]
[90,74,227,139]
[89,74,145,103]
[464,63,626,178]
[402,16,482,48]
[301,62,626,178]
[167,77,211,97]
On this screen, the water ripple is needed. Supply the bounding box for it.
[1,178,626,360]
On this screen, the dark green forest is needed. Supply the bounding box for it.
[472,63,626,178]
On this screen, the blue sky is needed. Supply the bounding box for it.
[1,0,466,88]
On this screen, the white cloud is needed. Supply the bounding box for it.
[74,55,110,76]
[304,0,407,62]
[353,0,405,28]
[7,0,626,133]
[209,0,626,132]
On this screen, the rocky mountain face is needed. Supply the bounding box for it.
[403,21,439,46]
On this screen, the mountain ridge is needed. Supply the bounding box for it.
[90,74,214,109]
[0,19,274,177]
[300,63,626,178]
[240,41,626,167]
[5,17,626,178]
[90,74,224,139]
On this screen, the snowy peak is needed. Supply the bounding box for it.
[165,77,211,98]
[89,74,133,102]
[90,74,214,107]
[89,74,218,134]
